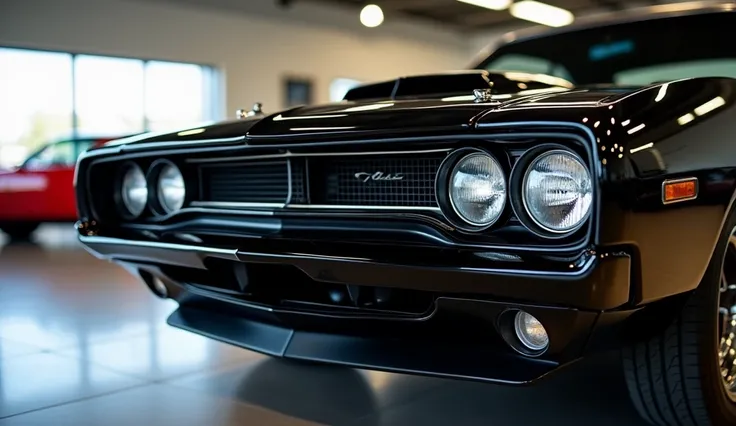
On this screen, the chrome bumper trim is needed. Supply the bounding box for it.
[80,235,238,269]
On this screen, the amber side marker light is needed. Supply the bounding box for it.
[662,177,698,204]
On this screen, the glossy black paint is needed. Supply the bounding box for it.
[74,34,736,383]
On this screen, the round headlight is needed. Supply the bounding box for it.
[157,163,186,213]
[120,163,148,218]
[448,152,507,227]
[522,150,592,233]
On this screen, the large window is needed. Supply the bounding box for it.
[0,48,220,168]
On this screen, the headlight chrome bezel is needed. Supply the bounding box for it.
[116,162,149,219]
[435,148,508,232]
[147,159,186,216]
[511,145,593,238]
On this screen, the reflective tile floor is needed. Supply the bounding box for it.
[0,225,650,426]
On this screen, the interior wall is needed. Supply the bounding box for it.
[0,0,472,120]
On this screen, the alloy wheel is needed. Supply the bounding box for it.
[719,233,736,401]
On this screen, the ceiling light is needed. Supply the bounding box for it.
[510,1,574,27]
[360,4,384,28]
[457,0,512,11]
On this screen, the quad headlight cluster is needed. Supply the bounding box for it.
[117,160,186,219]
[437,146,593,237]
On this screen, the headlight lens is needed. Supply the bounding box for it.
[120,164,148,218]
[523,150,592,233]
[449,152,507,227]
[157,163,186,213]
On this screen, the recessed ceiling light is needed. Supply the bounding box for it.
[360,4,384,28]
[510,1,574,27]
[457,0,512,11]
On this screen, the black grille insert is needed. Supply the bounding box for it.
[305,153,445,207]
[198,152,447,208]
[200,161,289,204]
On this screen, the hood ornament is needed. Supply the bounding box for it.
[236,102,264,119]
[473,88,494,102]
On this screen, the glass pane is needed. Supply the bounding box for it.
[145,61,204,132]
[74,55,145,135]
[0,48,73,168]
[615,59,736,86]
[23,140,76,170]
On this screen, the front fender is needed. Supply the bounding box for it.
[476,77,736,306]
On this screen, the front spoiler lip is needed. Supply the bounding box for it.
[167,304,566,385]
[78,235,632,310]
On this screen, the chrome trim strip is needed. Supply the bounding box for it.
[120,136,246,152]
[287,204,442,212]
[189,201,441,212]
[167,207,276,216]
[186,148,452,164]
[78,235,596,277]
[81,236,237,256]
[190,201,287,209]
[286,158,294,204]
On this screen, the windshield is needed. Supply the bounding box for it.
[478,11,736,86]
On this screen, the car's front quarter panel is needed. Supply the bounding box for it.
[601,78,736,305]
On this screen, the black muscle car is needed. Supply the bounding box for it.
[76,3,736,425]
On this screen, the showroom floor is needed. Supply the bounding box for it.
[0,225,650,426]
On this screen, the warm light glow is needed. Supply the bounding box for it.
[510,1,574,27]
[627,123,645,134]
[501,71,574,88]
[630,142,653,154]
[694,96,726,116]
[360,4,384,28]
[678,113,695,125]
[176,128,205,136]
[457,0,511,11]
[664,179,698,203]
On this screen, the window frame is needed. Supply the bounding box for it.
[0,45,222,142]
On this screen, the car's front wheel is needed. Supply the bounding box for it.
[0,222,40,241]
[623,218,736,426]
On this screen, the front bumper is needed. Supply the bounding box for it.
[80,234,637,384]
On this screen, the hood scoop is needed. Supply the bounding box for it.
[343,70,573,102]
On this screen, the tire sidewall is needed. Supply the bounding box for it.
[697,214,736,424]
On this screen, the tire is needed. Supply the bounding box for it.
[0,222,40,241]
[622,212,736,426]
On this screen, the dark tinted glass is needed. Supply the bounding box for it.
[478,11,736,85]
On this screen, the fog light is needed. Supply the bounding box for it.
[514,311,549,352]
[152,277,168,298]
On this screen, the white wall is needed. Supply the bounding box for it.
[0,0,473,120]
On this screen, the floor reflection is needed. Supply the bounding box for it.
[231,359,379,425]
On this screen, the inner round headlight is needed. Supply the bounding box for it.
[522,149,592,233]
[449,152,507,227]
[120,163,148,218]
[157,163,186,213]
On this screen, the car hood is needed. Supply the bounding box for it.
[244,86,635,142]
[104,85,639,150]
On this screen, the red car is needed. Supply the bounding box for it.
[0,136,123,240]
